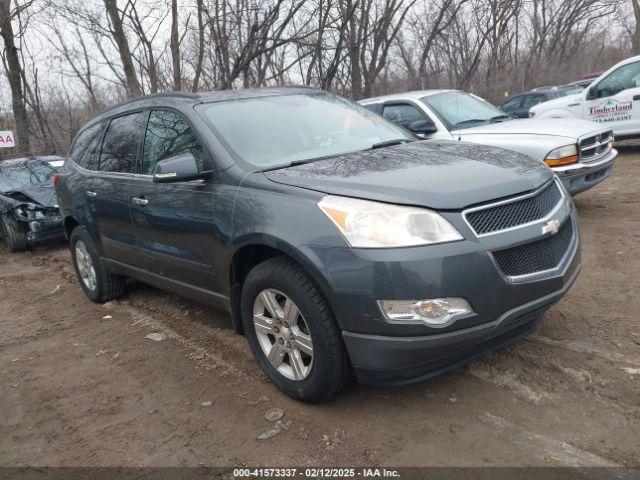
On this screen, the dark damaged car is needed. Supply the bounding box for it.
[56,89,581,402]
[0,157,64,252]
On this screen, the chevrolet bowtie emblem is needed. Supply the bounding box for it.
[542,219,561,235]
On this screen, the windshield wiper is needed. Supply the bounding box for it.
[259,152,350,172]
[452,118,488,128]
[489,114,513,122]
[369,139,414,150]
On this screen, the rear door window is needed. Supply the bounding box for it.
[142,110,204,175]
[99,112,146,174]
[69,122,105,171]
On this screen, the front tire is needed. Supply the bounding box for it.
[69,226,125,303]
[0,214,28,253]
[241,256,352,402]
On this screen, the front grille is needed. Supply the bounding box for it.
[465,181,562,235]
[580,131,613,162]
[492,220,574,278]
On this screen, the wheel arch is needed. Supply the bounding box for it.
[63,215,80,240]
[228,235,339,335]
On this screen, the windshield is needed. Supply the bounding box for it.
[198,92,414,170]
[421,92,508,130]
[0,161,56,192]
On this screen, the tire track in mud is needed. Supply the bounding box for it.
[478,413,624,472]
[104,300,253,381]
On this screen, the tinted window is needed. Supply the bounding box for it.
[595,61,640,98]
[69,122,104,170]
[99,112,146,173]
[521,94,546,110]
[382,103,426,129]
[362,103,382,114]
[142,110,204,175]
[501,96,522,112]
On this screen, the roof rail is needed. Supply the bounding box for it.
[100,91,200,115]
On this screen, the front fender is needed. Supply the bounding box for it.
[230,180,349,328]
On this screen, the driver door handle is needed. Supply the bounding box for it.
[132,197,149,206]
[86,190,97,198]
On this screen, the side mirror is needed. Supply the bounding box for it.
[152,153,210,183]
[408,119,437,135]
[586,86,597,100]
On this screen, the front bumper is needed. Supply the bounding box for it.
[299,193,581,386]
[24,217,64,244]
[553,148,617,195]
[343,264,580,385]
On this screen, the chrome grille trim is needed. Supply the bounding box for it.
[462,178,566,238]
[579,131,613,163]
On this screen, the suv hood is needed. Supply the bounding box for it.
[264,141,553,210]
[455,118,601,139]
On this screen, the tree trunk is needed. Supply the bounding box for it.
[192,0,205,91]
[633,0,640,55]
[0,0,30,154]
[348,8,362,99]
[170,0,181,90]
[103,0,141,98]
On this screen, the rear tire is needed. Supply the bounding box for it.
[0,214,29,253]
[241,255,353,402]
[69,226,125,303]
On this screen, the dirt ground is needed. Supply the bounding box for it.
[1,146,639,471]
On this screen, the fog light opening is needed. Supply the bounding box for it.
[378,298,473,326]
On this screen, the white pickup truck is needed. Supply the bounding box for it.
[530,55,640,140]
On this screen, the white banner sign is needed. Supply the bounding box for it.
[0,131,16,148]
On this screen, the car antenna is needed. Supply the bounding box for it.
[456,91,462,141]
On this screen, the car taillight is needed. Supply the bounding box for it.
[53,174,60,188]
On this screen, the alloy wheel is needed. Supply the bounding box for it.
[75,240,97,291]
[253,288,314,381]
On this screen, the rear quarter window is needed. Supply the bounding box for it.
[68,122,105,171]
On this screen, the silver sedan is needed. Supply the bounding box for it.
[359,90,617,195]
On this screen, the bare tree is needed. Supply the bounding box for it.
[0,0,32,153]
[125,0,167,93]
[170,0,181,90]
[191,0,205,91]
[348,0,418,99]
[48,23,101,109]
[103,0,141,97]
[632,0,640,54]
[0,0,634,157]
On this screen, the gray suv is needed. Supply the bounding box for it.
[55,88,581,402]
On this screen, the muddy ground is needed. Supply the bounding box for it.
[1,146,639,471]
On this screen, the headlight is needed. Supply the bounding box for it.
[544,144,578,167]
[317,195,463,248]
